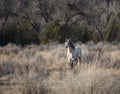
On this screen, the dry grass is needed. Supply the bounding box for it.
[0,42,120,94]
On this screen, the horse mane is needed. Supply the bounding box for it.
[65,39,75,49]
[69,41,75,49]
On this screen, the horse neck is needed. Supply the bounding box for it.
[67,46,74,53]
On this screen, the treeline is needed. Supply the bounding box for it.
[0,0,120,46]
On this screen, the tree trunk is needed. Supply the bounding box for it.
[107,19,115,42]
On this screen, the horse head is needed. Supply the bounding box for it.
[65,39,75,49]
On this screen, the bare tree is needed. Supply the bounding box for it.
[65,0,119,41]
[21,0,56,33]
[0,0,11,32]
[0,0,20,32]
[34,0,55,23]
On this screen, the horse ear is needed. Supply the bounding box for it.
[68,38,72,41]
[65,39,69,42]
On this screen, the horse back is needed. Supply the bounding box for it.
[75,47,82,57]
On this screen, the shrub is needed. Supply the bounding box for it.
[104,17,114,41]
[39,21,61,44]
[92,30,100,43]
[116,19,120,41]
[39,21,94,44]
[0,23,17,46]
[70,22,92,43]
[0,21,39,46]
[16,21,39,45]
[104,18,120,42]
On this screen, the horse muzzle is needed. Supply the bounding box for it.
[66,46,68,48]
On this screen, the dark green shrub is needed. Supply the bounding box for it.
[92,30,100,43]
[0,20,39,46]
[16,21,39,45]
[0,23,17,45]
[70,22,92,43]
[39,21,61,44]
[58,25,72,43]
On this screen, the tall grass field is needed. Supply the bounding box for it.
[0,42,120,94]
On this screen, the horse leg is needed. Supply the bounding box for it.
[70,60,74,68]
[78,57,81,65]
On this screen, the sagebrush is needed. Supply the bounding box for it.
[0,42,120,94]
